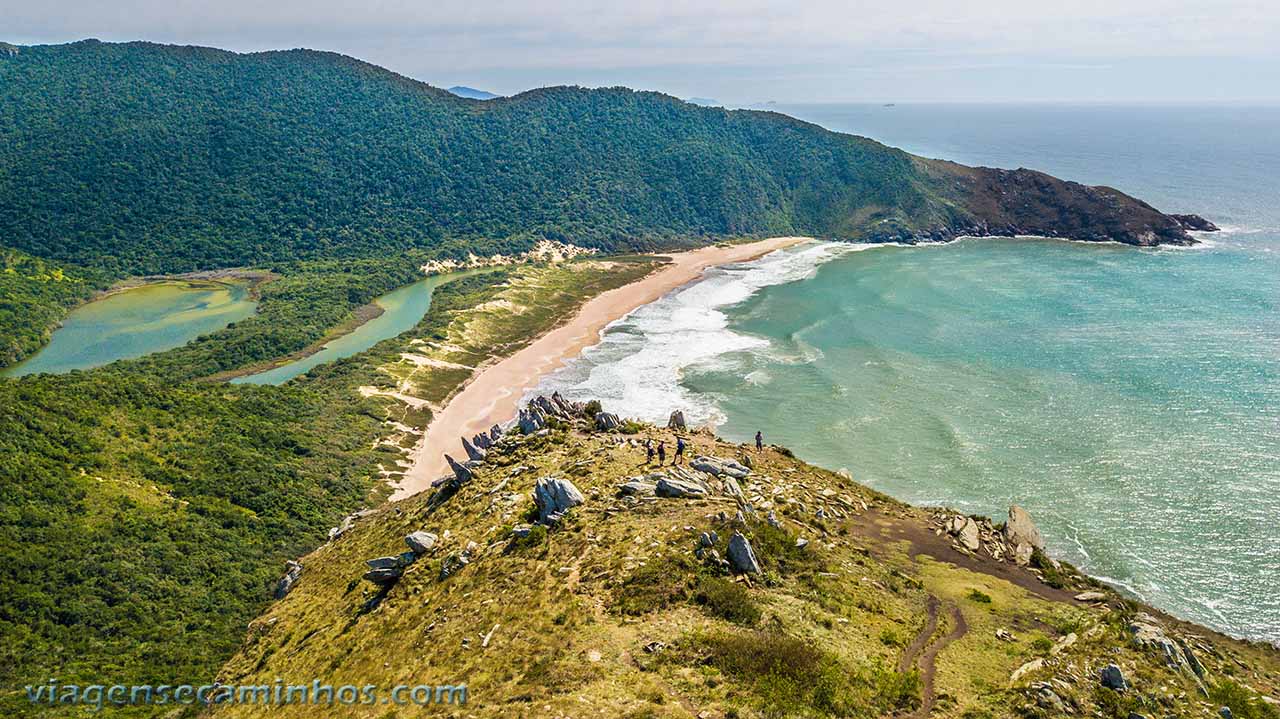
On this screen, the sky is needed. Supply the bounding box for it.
[6,1,1280,104]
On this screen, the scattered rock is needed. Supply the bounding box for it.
[439,552,470,580]
[1010,658,1044,684]
[1099,663,1127,691]
[1220,708,1233,719]
[1050,632,1077,655]
[405,531,438,555]
[655,476,708,499]
[489,424,503,443]
[667,410,687,430]
[274,560,303,599]
[995,628,1016,642]
[1074,591,1108,602]
[727,532,762,574]
[795,537,810,549]
[533,476,585,524]
[511,524,534,539]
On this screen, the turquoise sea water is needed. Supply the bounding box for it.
[537,105,1280,642]
[3,281,256,377]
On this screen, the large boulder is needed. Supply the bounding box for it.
[472,432,491,450]
[489,424,503,443]
[533,476,585,523]
[667,410,687,430]
[957,518,980,551]
[363,567,403,585]
[595,412,621,431]
[1004,505,1045,552]
[618,479,657,496]
[404,531,438,555]
[655,476,708,499]
[727,532,762,574]
[1099,664,1127,691]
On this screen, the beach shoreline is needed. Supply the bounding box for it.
[392,236,809,501]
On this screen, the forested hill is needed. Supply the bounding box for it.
[0,39,1203,275]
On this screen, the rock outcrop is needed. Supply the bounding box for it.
[274,560,303,599]
[533,476,585,524]
[462,436,486,461]
[445,454,473,484]
[691,456,751,480]
[595,412,621,431]
[667,410,687,430]
[655,476,708,499]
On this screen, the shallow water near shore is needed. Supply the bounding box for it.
[537,105,1280,642]
[233,271,476,385]
[3,280,256,376]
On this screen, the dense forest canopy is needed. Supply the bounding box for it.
[0,40,1195,277]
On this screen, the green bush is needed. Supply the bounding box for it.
[967,589,993,604]
[696,578,761,626]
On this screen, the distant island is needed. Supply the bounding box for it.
[447,85,500,100]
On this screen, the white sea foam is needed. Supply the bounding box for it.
[531,241,894,425]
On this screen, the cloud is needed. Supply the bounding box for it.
[5,0,1278,101]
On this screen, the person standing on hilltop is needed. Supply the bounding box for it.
[755,430,764,451]
[674,436,686,465]
[644,438,655,466]
[657,440,666,466]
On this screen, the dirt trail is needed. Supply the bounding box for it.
[900,596,969,718]
[899,595,941,672]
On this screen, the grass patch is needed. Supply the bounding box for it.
[1209,679,1280,719]
[695,629,920,718]
[614,558,698,616]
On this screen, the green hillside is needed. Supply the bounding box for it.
[0,40,1196,277]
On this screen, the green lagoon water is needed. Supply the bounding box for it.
[3,281,256,376]
[539,105,1280,642]
[233,272,470,385]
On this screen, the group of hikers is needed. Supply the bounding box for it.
[643,429,763,467]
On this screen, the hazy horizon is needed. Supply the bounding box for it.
[5,1,1278,105]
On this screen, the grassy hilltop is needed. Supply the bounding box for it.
[209,403,1280,718]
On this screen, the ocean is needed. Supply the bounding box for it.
[534,104,1280,643]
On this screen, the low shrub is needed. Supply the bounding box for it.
[696,578,761,626]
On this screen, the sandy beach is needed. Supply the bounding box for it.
[391,236,808,500]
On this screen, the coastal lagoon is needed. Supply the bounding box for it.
[233,271,475,385]
[537,105,1280,642]
[3,280,256,376]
